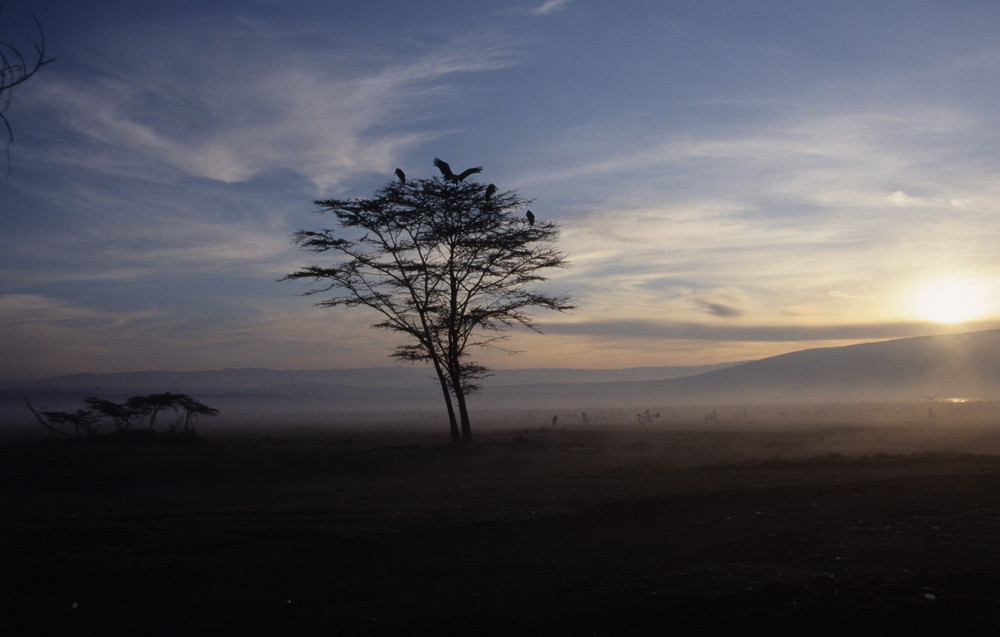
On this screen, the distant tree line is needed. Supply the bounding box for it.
[24,392,220,439]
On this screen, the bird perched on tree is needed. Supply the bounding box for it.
[525,210,535,226]
[394,168,405,183]
[485,183,497,199]
[433,157,483,183]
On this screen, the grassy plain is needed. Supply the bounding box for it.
[4,418,1000,635]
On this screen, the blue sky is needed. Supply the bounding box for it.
[4,0,1000,380]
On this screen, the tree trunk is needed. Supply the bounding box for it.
[455,387,472,442]
[448,365,473,442]
[427,354,460,441]
[438,374,460,442]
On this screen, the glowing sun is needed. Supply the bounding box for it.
[910,275,992,323]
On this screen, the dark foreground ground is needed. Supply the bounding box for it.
[4,422,1000,635]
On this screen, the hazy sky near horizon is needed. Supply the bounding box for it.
[4,0,1000,381]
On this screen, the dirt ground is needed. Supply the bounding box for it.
[4,421,1000,635]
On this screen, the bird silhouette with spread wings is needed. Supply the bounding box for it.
[433,158,483,183]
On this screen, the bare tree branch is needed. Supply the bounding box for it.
[1,11,56,174]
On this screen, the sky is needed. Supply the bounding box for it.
[4,0,1000,381]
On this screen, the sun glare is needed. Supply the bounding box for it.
[909,275,992,324]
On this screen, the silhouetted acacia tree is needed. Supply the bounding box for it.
[285,161,573,442]
[24,392,220,438]
[1,10,55,170]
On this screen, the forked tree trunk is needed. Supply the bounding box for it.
[456,390,472,442]
[449,367,473,442]
[437,374,460,442]
[427,353,460,441]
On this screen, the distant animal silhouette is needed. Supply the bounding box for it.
[394,168,405,183]
[433,158,482,183]
[525,210,535,226]
[485,183,497,199]
[635,409,659,425]
[551,414,558,427]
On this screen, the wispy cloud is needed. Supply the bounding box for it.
[0,294,154,328]
[0,292,397,381]
[27,20,519,192]
[525,92,1000,336]
[693,299,744,319]
[0,294,163,380]
[539,318,1000,343]
[527,0,579,16]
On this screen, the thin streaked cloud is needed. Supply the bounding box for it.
[529,0,579,16]
[28,20,520,191]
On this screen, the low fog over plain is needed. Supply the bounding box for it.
[6,330,1000,450]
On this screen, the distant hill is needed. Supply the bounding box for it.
[0,363,735,394]
[4,330,1000,428]
[628,329,1000,405]
[698,329,999,400]
[0,363,733,426]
